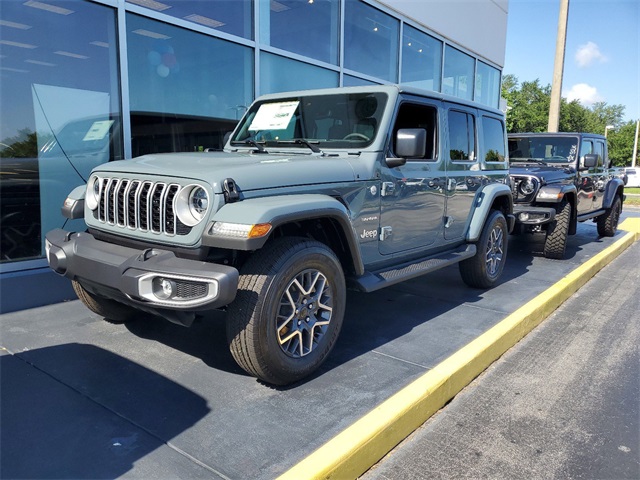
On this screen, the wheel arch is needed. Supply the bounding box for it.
[204,194,365,276]
[466,183,513,242]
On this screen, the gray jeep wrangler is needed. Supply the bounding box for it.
[47,86,514,385]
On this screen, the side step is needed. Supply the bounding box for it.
[350,244,477,293]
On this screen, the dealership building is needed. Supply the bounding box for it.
[0,0,508,312]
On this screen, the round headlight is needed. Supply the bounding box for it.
[518,178,537,196]
[176,185,210,227]
[86,176,101,210]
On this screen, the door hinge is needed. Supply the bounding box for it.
[381,182,395,197]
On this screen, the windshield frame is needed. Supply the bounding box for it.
[229,92,388,151]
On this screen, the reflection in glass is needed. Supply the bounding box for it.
[0,0,121,262]
[475,61,500,108]
[482,116,505,162]
[260,53,338,95]
[343,75,379,87]
[260,0,338,64]
[344,0,399,82]
[126,14,254,155]
[443,46,474,101]
[126,0,253,39]
[401,25,442,92]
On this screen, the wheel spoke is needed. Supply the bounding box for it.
[276,268,334,358]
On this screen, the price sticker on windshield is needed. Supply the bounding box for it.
[249,101,299,131]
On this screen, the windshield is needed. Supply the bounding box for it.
[508,136,579,164]
[230,92,387,150]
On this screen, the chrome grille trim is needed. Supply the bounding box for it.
[96,176,191,236]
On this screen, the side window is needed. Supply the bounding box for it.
[392,102,438,161]
[580,139,593,159]
[448,110,476,161]
[594,141,605,166]
[482,116,506,162]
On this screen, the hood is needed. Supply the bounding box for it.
[93,151,358,193]
[509,162,575,184]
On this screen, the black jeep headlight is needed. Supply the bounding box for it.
[517,178,538,196]
[176,185,209,226]
[86,175,101,210]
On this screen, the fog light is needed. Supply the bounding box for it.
[153,277,176,300]
[518,212,530,222]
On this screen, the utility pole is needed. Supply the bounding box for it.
[548,0,570,132]
[632,119,639,168]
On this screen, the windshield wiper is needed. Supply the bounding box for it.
[231,140,267,153]
[511,158,547,165]
[293,139,321,153]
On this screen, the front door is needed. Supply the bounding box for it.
[379,101,445,255]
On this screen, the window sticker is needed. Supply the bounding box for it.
[83,120,114,141]
[249,101,299,131]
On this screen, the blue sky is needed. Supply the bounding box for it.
[504,0,639,122]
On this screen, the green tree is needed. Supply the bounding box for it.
[607,121,637,167]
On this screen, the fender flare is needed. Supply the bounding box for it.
[603,177,625,209]
[202,194,365,275]
[466,183,513,242]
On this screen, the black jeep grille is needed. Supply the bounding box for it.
[96,177,191,236]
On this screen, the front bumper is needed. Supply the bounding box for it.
[513,205,556,225]
[46,228,239,311]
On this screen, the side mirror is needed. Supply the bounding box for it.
[582,153,598,169]
[396,128,426,159]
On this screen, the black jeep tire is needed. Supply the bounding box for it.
[459,210,508,289]
[72,280,137,324]
[226,237,346,386]
[544,199,570,259]
[597,195,621,237]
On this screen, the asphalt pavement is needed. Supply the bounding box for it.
[362,236,640,479]
[1,210,639,479]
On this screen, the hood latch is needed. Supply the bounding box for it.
[223,178,240,203]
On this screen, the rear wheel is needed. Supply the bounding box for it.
[544,199,570,259]
[459,210,508,289]
[226,237,346,385]
[597,195,621,237]
[72,280,137,324]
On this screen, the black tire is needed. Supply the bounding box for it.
[597,195,621,237]
[543,199,570,259]
[459,210,508,289]
[72,280,137,324]
[226,237,346,385]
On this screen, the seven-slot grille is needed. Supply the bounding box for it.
[96,177,191,236]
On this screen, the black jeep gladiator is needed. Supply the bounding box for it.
[508,132,625,258]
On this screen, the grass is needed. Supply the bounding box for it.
[625,187,640,206]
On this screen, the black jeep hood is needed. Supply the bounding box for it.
[509,163,575,184]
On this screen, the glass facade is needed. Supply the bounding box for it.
[401,25,442,91]
[0,0,121,263]
[476,61,501,108]
[0,0,503,311]
[344,0,399,82]
[443,45,475,101]
[126,14,253,154]
[259,0,339,65]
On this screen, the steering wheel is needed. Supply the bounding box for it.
[342,132,369,141]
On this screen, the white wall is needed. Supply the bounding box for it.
[377,0,509,67]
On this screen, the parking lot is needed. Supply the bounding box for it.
[2,211,639,479]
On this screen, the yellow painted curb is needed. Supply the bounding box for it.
[278,228,639,480]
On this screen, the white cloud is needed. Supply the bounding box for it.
[575,41,607,68]
[563,83,604,106]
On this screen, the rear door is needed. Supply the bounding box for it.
[444,106,481,240]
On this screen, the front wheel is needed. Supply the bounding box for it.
[543,199,570,259]
[597,195,621,237]
[459,210,508,289]
[226,237,346,385]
